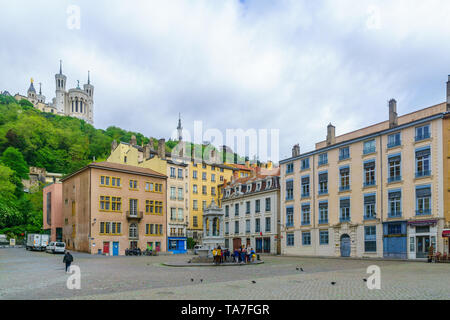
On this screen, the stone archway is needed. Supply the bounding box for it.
[340,234,351,257]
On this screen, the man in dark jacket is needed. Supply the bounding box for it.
[63,251,74,272]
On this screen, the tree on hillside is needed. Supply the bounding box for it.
[1,147,29,179]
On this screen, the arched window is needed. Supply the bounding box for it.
[80,101,83,113]
[75,99,78,113]
[129,223,138,238]
[71,101,74,112]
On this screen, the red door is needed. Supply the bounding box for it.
[233,238,242,250]
[103,242,110,254]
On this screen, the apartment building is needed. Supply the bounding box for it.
[222,168,281,254]
[280,77,450,260]
[43,182,63,242]
[61,161,167,255]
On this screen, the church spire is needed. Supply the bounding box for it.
[39,82,42,95]
[88,70,90,84]
[177,113,183,141]
[59,60,62,74]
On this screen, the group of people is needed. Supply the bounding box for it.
[211,245,257,264]
[233,246,256,264]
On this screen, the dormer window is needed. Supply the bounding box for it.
[256,182,261,191]
[246,184,251,193]
[266,179,272,189]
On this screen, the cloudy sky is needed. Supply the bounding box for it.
[1,0,450,162]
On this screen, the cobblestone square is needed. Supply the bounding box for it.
[1,248,449,300]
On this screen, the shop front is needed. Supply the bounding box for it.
[383,221,407,259]
[407,219,438,260]
[167,237,187,254]
[442,229,450,254]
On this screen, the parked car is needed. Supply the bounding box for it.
[26,234,50,251]
[46,242,66,254]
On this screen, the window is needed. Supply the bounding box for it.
[318,153,328,166]
[415,124,430,141]
[100,176,121,187]
[319,202,328,224]
[364,226,377,252]
[235,203,239,216]
[178,208,183,221]
[302,232,311,246]
[145,182,154,192]
[178,188,183,200]
[416,185,431,215]
[193,184,198,194]
[202,200,207,210]
[339,166,350,191]
[202,185,207,195]
[225,222,229,234]
[255,200,261,213]
[255,218,261,233]
[246,201,250,214]
[265,217,271,232]
[178,168,183,179]
[364,194,376,220]
[100,196,110,211]
[301,158,310,170]
[211,174,216,182]
[193,216,198,227]
[193,200,198,211]
[286,163,294,174]
[202,164,207,169]
[129,223,138,238]
[388,190,402,217]
[211,187,216,196]
[193,170,198,179]
[265,198,271,211]
[170,187,176,200]
[340,198,350,222]
[363,160,376,187]
[363,139,376,154]
[388,154,401,183]
[235,221,239,234]
[301,176,310,197]
[318,172,328,195]
[170,167,176,178]
[415,147,431,178]
[286,207,294,227]
[202,172,207,181]
[287,233,294,246]
[387,133,401,148]
[170,208,176,220]
[111,197,121,212]
[301,204,310,225]
[225,205,229,217]
[246,220,251,233]
[286,180,294,200]
[339,147,350,160]
[220,176,224,182]
[154,183,163,192]
[319,230,329,245]
[129,179,138,190]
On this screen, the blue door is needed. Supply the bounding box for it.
[340,234,351,257]
[256,238,263,253]
[113,242,119,256]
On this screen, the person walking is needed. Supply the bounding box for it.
[212,247,218,264]
[217,246,222,264]
[428,244,435,263]
[241,247,246,264]
[63,251,74,272]
[234,248,239,263]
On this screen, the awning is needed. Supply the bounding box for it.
[442,230,450,237]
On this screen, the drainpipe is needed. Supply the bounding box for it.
[312,154,316,256]
[379,135,384,257]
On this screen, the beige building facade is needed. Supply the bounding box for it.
[61,162,167,255]
[280,95,448,260]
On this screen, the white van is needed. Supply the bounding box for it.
[46,242,66,254]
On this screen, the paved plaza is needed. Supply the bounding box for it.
[0,247,449,300]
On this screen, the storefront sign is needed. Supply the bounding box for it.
[442,229,450,237]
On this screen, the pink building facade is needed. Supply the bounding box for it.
[43,182,63,242]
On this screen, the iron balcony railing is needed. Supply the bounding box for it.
[126,211,143,220]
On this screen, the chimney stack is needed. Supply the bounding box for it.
[292,144,300,157]
[157,139,166,160]
[447,75,450,111]
[144,143,151,159]
[111,139,118,152]
[389,99,398,128]
[326,124,336,146]
[130,135,137,146]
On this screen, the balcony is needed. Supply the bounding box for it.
[318,160,328,166]
[129,234,139,240]
[363,181,376,188]
[126,211,143,220]
[363,147,376,155]
[364,215,377,220]
[339,155,350,161]
[416,209,432,216]
[318,190,328,196]
[415,133,430,142]
[301,193,310,199]
[318,219,328,225]
[301,221,311,226]
[340,217,351,223]
[339,185,350,192]
[415,170,431,178]
[387,141,401,149]
[388,176,402,183]
[388,211,402,218]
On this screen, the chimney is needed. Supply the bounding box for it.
[389,99,398,128]
[447,75,450,111]
[111,139,118,152]
[130,135,137,146]
[157,138,166,160]
[326,123,336,146]
[144,143,151,159]
[292,144,300,157]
